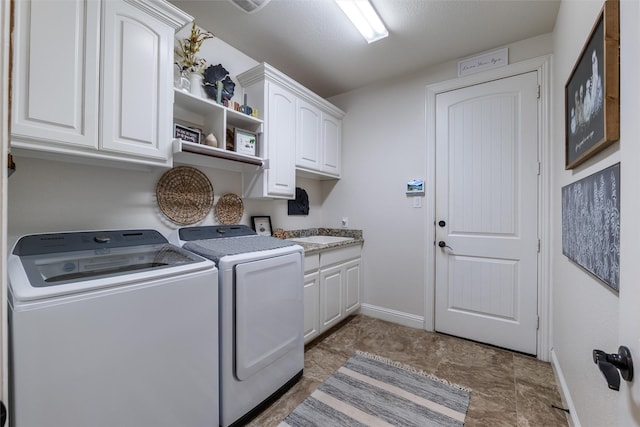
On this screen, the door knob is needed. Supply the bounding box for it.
[438,241,453,250]
[438,220,446,227]
[593,346,634,391]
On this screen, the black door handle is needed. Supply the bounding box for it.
[593,346,634,391]
[438,220,446,227]
[438,241,453,250]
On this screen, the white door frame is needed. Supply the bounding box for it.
[425,55,552,361]
[1,0,10,406]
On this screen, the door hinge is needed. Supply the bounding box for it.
[537,239,541,253]
[537,162,541,176]
[537,316,540,330]
[537,84,541,99]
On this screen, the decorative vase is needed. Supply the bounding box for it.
[205,133,218,147]
[189,73,204,97]
[174,70,190,92]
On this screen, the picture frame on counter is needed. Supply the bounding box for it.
[174,123,202,144]
[251,216,272,236]
[564,0,619,169]
[234,128,257,156]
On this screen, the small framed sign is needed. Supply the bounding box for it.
[458,48,508,77]
[174,124,201,144]
[251,216,272,236]
[234,128,257,156]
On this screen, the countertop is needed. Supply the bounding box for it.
[280,228,363,255]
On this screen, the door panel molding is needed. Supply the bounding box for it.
[425,55,552,361]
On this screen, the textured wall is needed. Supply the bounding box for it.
[551,1,620,425]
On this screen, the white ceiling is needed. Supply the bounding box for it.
[169,0,560,98]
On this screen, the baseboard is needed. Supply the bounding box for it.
[359,304,425,329]
[551,348,581,427]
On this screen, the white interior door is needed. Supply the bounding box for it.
[435,71,539,355]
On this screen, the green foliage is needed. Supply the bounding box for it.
[175,22,214,74]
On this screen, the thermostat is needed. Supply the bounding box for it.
[406,179,425,196]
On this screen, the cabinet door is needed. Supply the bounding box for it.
[101,0,173,162]
[265,82,296,198]
[296,98,321,170]
[319,264,344,331]
[344,259,361,315]
[321,113,341,176]
[303,272,320,343]
[11,0,100,149]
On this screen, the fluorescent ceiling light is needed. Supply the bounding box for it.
[336,0,388,43]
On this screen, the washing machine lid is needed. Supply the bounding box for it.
[183,236,297,264]
[176,225,257,243]
[9,230,214,300]
[175,225,297,264]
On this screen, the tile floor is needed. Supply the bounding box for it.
[248,314,569,427]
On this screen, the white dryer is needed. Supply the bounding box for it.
[171,225,304,427]
[8,229,219,427]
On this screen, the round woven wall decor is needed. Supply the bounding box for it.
[156,166,214,225]
[215,193,244,224]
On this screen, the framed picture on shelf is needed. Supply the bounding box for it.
[251,216,272,236]
[234,128,257,156]
[564,0,619,169]
[174,123,201,144]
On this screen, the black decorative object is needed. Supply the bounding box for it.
[288,187,309,216]
[562,163,620,291]
[202,64,235,102]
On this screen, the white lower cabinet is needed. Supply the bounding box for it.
[303,271,320,343]
[320,264,344,329]
[303,245,361,344]
[343,259,361,315]
[303,253,320,344]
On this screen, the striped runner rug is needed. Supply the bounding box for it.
[280,351,471,427]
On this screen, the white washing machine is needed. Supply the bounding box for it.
[171,225,304,427]
[8,229,219,427]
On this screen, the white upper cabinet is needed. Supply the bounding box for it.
[320,113,341,176]
[296,98,342,178]
[238,64,297,199]
[101,0,175,161]
[265,81,297,197]
[296,98,322,171]
[239,63,344,197]
[11,0,190,167]
[11,0,100,149]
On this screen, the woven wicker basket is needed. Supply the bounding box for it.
[215,193,244,224]
[156,166,214,225]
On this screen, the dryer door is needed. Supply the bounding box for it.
[234,252,303,381]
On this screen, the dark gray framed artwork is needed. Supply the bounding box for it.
[562,163,620,291]
[565,0,619,169]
